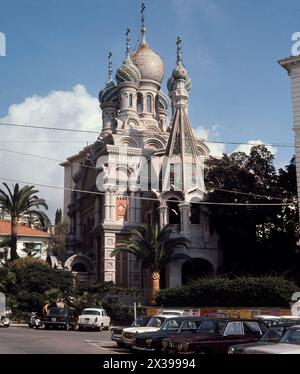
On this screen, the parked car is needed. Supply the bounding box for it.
[243,325,300,354]
[228,322,297,354]
[160,310,187,316]
[111,315,152,347]
[132,316,203,353]
[43,307,77,330]
[122,314,181,347]
[78,308,110,331]
[162,318,267,354]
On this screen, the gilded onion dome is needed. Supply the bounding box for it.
[116,28,141,84]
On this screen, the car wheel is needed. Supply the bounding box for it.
[117,342,125,348]
[98,324,103,332]
[44,325,50,330]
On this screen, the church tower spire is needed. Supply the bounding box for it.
[162,37,205,195]
[141,0,147,45]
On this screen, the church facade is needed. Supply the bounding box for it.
[60,3,222,294]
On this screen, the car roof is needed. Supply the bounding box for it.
[83,308,105,310]
[286,324,300,329]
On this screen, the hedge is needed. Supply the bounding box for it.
[156,276,299,307]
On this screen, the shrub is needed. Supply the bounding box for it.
[156,276,298,307]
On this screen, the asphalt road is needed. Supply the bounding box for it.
[0,326,129,354]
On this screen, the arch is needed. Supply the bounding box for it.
[167,197,180,225]
[64,254,96,274]
[143,137,165,151]
[129,93,133,108]
[181,258,214,285]
[137,93,143,113]
[72,262,88,272]
[146,95,152,113]
[118,136,139,148]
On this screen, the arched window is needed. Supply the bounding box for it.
[137,94,143,113]
[167,198,180,225]
[129,94,133,108]
[146,95,152,112]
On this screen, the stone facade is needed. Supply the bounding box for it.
[61,5,221,294]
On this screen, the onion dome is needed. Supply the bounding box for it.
[99,80,117,103]
[167,36,192,92]
[99,52,117,103]
[116,27,141,84]
[131,42,164,83]
[158,91,169,110]
[115,57,141,84]
[131,1,164,84]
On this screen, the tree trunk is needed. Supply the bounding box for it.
[10,216,19,261]
[150,272,160,305]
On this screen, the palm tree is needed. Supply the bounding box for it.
[111,224,190,305]
[0,183,50,261]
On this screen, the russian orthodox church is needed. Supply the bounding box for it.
[59,2,222,295]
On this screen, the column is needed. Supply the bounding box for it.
[103,232,116,282]
[75,211,81,240]
[104,191,110,222]
[159,204,167,229]
[179,203,190,234]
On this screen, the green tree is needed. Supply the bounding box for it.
[55,209,62,225]
[205,146,298,275]
[0,183,51,260]
[111,224,190,305]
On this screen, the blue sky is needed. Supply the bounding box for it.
[0,0,299,218]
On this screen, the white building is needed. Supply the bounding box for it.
[60,3,222,295]
[0,219,50,261]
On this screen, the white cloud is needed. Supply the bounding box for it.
[0,85,100,221]
[195,124,225,157]
[234,140,277,156]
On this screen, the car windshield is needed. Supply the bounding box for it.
[147,316,166,328]
[82,310,100,316]
[281,329,300,344]
[261,327,286,342]
[198,320,226,334]
[132,316,150,327]
[47,308,66,316]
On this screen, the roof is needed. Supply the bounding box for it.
[0,220,49,238]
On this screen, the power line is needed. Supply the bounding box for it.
[0,140,89,144]
[0,176,295,207]
[0,147,292,202]
[0,121,296,149]
[0,122,99,134]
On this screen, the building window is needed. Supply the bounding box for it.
[146,95,152,112]
[190,203,201,224]
[167,198,180,225]
[137,94,143,113]
[129,94,133,108]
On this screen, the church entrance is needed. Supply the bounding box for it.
[181,258,214,285]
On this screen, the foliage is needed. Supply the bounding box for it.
[0,257,73,314]
[112,224,190,273]
[0,183,51,260]
[156,276,298,307]
[205,146,298,276]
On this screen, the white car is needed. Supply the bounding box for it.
[122,314,180,346]
[243,325,300,354]
[78,308,110,331]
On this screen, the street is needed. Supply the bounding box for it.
[0,326,129,354]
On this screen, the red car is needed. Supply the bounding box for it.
[162,318,267,354]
